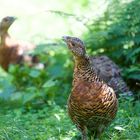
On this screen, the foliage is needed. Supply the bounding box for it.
[0,44,72,107]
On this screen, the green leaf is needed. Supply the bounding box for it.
[11,92,23,101]
[128,74,140,80]
[29,69,41,78]
[43,79,57,88]
[23,92,37,104]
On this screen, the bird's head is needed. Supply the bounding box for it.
[0,16,17,31]
[62,36,86,58]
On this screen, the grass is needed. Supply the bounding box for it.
[0,104,75,140]
[0,99,140,140]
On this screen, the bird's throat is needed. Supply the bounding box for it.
[73,55,103,84]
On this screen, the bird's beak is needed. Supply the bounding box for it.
[8,16,17,23]
[12,17,17,21]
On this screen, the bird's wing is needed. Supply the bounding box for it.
[91,55,121,81]
[90,55,133,96]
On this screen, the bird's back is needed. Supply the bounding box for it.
[90,55,133,97]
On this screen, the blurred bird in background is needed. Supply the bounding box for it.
[0,16,44,71]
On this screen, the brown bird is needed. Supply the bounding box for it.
[0,16,43,71]
[63,36,118,140]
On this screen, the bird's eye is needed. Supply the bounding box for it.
[3,18,8,22]
[71,43,75,46]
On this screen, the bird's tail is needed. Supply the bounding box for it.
[108,77,133,97]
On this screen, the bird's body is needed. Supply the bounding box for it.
[0,44,21,70]
[63,36,118,140]
[0,16,42,71]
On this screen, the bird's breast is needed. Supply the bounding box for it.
[68,80,118,121]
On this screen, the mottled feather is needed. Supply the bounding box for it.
[91,55,133,97]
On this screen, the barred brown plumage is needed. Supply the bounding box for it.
[91,55,133,97]
[62,36,118,140]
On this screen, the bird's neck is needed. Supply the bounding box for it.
[0,30,10,46]
[73,55,102,83]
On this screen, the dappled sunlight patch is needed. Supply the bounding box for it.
[114,126,125,131]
